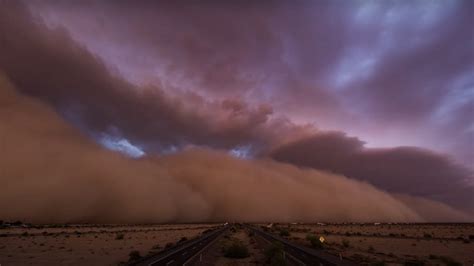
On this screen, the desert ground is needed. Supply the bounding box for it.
[265,223,474,265]
[0,222,218,265]
[1,222,473,265]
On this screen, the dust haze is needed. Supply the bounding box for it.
[0,75,471,223]
[0,1,473,223]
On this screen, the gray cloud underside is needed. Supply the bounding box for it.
[30,0,474,165]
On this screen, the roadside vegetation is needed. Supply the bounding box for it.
[264,242,286,266]
[306,234,324,249]
[223,240,249,258]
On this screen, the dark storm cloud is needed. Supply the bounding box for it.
[267,132,474,213]
[0,1,305,152]
[30,0,474,165]
[6,72,471,223]
[0,0,472,219]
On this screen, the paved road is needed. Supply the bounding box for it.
[131,225,228,266]
[245,224,356,266]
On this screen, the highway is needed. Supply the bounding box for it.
[245,224,356,266]
[130,225,228,266]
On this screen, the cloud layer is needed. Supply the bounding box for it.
[268,132,474,213]
[30,0,474,165]
[0,74,470,223]
[0,1,472,222]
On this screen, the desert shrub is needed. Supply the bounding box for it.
[248,231,255,237]
[202,228,213,234]
[115,233,124,240]
[165,242,174,249]
[368,246,375,252]
[264,242,286,266]
[306,234,324,249]
[428,255,438,260]
[279,229,290,237]
[439,256,462,266]
[469,234,474,240]
[178,237,188,243]
[223,241,249,258]
[342,239,350,248]
[128,250,141,261]
[404,259,425,266]
[423,233,432,238]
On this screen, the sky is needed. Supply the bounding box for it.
[0,0,473,223]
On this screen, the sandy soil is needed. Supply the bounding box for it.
[0,224,217,266]
[290,223,474,239]
[269,223,474,265]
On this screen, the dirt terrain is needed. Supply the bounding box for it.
[0,223,217,266]
[268,223,474,265]
[194,225,264,266]
[1,223,472,265]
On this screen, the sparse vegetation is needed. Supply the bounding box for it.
[342,239,350,248]
[128,250,141,261]
[279,229,290,237]
[115,233,124,240]
[423,233,432,238]
[264,242,286,266]
[404,259,425,266]
[306,234,324,249]
[223,240,249,258]
[438,256,462,266]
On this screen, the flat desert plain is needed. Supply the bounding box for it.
[0,223,218,266]
[268,223,474,265]
[1,222,473,265]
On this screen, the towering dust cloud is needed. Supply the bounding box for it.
[0,76,471,223]
[0,1,472,223]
